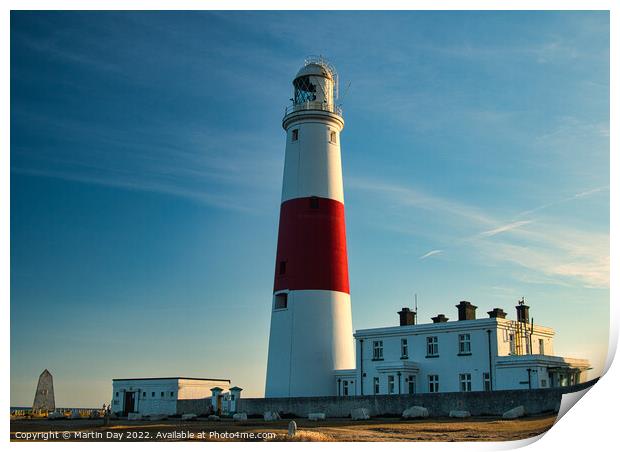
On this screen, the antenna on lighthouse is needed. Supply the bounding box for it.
[414,293,418,324]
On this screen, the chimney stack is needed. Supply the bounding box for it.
[487,308,507,319]
[455,300,477,321]
[516,298,530,323]
[398,307,416,326]
[431,314,449,323]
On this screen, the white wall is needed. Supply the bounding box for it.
[265,290,355,397]
[357,321,495,395]
[112,379,178,415]
[281,119,344,203]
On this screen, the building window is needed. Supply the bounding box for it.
[309,196,319,209]
[329,130,337,143]
[408,376,416,394]
[373,340,384,360]
[388,375,395,394]
[143,392,146,397]
[292,129,299,141]
[426,336,439,357]
[458,333,471,354]
[459,373,472,392]
[115,392,119,397]
[509,333,516,355]
[483,372,491,391]
[161,392,164,397]
[170,391,174,397]
[151,392,155,397]
[373,377,380,395]
[428,375,439,393]
[401,338,409,358]
[541,379,547,388]
[539,338,545,355]
[274,293,288,310]
[343,380,349,396]
[279,261,287,275]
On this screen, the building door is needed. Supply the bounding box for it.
[124,391,136,415]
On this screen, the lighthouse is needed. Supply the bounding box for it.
[265,57,355,397]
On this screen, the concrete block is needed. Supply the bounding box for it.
[264,411,281,421]
[449,410,470,418]
[308,412,326,421]
[502,406,525,419]
[350,408,370,420]
[402,406,429,419]
[181,413,197,421]
[128,412,143,421]
[288,420,297,437]
[207,415,220,421]
[233,412,248,421]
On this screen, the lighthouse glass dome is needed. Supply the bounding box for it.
[287,57,340,116]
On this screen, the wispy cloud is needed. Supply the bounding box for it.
[419,250,443,260]
[350,177,609,288]
[478,220,532,238]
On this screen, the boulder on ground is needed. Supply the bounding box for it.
[502,406,525,419]
[70,409,81,419]
[402,406,429,419]
[128,412,143,421]
[264,411,281,421]
[48,411,65,420]
[181,413,197,421]
[288,420,297,437]
[233,412,248,421]
[449,410,470,418]
[89,410,100,419]
[207,415,220,421]
[308,412,326,421]
[351,408,370,420]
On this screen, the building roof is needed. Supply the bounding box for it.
[112,377,231,382]
[354,317,554,338]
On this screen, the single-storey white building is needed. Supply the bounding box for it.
[335,301,589,396]
[111,377,239,416]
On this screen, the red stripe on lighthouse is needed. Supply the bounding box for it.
[273,197,349,294]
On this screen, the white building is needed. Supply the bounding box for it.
[111,377,237,416]
[335,301,589,396]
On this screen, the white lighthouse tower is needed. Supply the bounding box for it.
[265,57,355,397]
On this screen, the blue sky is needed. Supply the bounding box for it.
[10,11,609,406]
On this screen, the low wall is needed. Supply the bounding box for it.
[238,379,596,418]
[176,398,212,416]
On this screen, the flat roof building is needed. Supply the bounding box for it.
[334,301,589,397]
[111,377,234,416]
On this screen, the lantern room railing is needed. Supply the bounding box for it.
[284,101,343,117]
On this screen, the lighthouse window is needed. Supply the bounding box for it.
[274,293,288,310]
[329,131,337,143]
[309,196,319,209]
[279,260,287,275]
[292,129,299,141]
[293,76,317,103]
